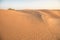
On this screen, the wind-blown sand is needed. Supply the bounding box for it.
[0,10,60,40]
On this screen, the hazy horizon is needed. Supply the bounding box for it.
[0,0,60,10]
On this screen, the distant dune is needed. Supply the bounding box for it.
[0,9,60,40]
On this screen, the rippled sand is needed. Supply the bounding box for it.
[0,10,60,40]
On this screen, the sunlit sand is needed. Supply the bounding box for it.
[0,9,60,40]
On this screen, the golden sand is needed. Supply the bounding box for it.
[0,10,60,40]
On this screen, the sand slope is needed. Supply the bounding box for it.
[0,10,60,40]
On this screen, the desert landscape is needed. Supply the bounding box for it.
[0,9,60,40]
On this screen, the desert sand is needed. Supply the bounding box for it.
[0,9,60,40]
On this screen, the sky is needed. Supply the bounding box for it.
[0,0,60,10]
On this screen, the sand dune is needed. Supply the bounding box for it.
[0,10,60,40]
[38,10,60,40]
